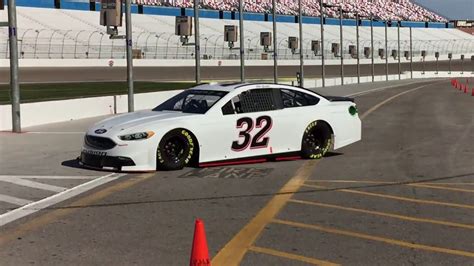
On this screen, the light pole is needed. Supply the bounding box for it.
[370,15,374,82]
[339,6,344,85]
[272,0,278,83]
[356,13,360,83]
[385,20,388,81]
[397,21,401,80]
[323,3,343,85]
[409,27,413,79]
[125,0,134,112]
[194,0,201,84]
[319,0,325,87]
[7,0,21,132]
[239,0,245,82]
[350,11,367,84]
[298,0,304,86]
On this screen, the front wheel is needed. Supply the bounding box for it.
[156,129,195,170]
[301,121,332,159]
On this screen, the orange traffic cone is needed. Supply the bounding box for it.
[190,219,211,266]
[464,85,468,93]
[472,88,474,97]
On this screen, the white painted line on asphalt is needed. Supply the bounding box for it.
[0,173,126,227]
[26,132,85,134]
[0,194,33,206]
[0,175,98,180]
[0,177,67,193]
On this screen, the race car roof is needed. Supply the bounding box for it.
[190,82,249,92]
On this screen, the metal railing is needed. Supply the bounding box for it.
[1,29,473,60]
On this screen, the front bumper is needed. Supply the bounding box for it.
[79,151,135,170]
[79,135,159,172]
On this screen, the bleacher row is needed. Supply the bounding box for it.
[129,0,447,22]
[0,7,471,61]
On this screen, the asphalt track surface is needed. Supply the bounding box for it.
[0,60,472,83]
[0,79,473,265]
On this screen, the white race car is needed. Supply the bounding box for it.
[79,82,361,171]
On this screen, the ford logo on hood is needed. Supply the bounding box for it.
[94,128,107,134]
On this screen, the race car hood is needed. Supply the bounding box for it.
[89,110,197,135]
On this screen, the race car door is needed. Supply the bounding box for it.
[198,87,290,163]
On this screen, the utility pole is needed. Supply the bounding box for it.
[319,0,325,87]
[7,0,21,132]
[124,0,134,112]
[194,0,201,83]
[272,0,278,83]
[298,0,304,87]
[239,0,245,82]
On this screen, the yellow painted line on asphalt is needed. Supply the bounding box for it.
[213,81,438,265]
[288,199,474,230]
[0,173,155,247]
[302,184,474,210]
[305,179,474,191]
[428,182,474,186]
[211,161,318,266]
[306,179,474,186]
[273,219,474,258]
[248,246,340,266]
[408,183,474,193]
[306,179,395,184]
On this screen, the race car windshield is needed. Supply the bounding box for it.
[153,90,228,114]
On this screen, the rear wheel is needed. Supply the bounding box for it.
[301,121,332,159]
[156,129,195,170]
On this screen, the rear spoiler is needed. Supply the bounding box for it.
[325,96,355,103]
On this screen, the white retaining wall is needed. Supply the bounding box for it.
[0,54,469,68]
[1,71,473,131]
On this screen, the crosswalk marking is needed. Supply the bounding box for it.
[0,175,97,180]
[0,173,126,227]
[0,194,33,206]
[0,177,67,193]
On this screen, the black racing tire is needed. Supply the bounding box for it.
[156,129,195,171]
[301,121,332,159]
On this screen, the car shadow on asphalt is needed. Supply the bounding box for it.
[62,159,83,169]
[60,152,344,174]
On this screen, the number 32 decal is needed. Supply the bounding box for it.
[231,116,272,151]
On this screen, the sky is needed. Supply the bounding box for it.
[413,0,474,20]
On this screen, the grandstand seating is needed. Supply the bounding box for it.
[131,0,447,22]
[0,6,471,61]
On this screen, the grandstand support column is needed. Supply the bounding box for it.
[125,0,134,112]
[8,0,21,132]
[194,0,201,84]
[384,21,388,81]
[239,0,245,82]
[319,0,325,87]
[370,15,374,82]
[409,27,413,79]
[339,7,343,85]
[397,21,401,80]
[356,13,360,84]
[298,0,304,87]
[272,0,278,83]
